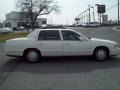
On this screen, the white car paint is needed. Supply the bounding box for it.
[0,27,13,33]
[4,29,120,58]
[36,41,63,56]
[85,22,100,27]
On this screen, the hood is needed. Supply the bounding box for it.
[91,38,117,44]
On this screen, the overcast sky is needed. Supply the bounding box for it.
[0,0,118,25]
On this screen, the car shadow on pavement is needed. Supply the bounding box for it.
[1,56,120,75]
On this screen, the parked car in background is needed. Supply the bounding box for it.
[5,29,120,63]
[17,26,25,30]
[82,23,87,27]
[0,27,13,34]
[41,24,47,28]
[85,22,100,28]
[13,26,25,31]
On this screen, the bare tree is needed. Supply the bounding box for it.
[16,0,60,31]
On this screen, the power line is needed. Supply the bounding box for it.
[106,4,118,11]
[75,3,120,35]
[84,3,120,35]
[90,3,120,21]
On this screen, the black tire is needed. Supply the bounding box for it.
[25,49,40,63]
[94,48,109,61]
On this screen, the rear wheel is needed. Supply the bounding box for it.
[25,49,40,63]
[94,48,109,61]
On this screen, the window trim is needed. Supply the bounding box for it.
[61,30,81,41]
[38,30,61,41]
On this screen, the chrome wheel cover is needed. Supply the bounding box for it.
[96,50,107,61]
[27,50,39,62]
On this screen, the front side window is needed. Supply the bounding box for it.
[62,30,80,41]
[38,30,61,40]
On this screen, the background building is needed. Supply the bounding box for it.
[3,11,47,29]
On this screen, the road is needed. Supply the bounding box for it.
[0,26,120,90]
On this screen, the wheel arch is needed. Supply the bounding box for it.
[93,46,110,56]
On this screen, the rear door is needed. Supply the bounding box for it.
[36,30,63,56]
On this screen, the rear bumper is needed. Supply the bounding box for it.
[110,48,120,56]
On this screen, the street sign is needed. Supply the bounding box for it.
[102,15,108,23]
[97,5,106,13]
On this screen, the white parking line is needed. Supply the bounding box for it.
[113,28,120,31]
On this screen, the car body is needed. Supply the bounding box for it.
[42,25,67,29]
[85,22,100,28]
[5,29,120,62]
[0,27,13,33]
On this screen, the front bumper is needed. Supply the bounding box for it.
[110,48,120,56]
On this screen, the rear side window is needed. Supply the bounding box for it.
[38,30,61,40]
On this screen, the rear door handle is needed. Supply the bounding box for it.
[39,43,44,45]
[65,43,70,45]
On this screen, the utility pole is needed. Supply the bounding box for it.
[100,14,102,25]
[85,10,87,23]
[86,11,89,23]
[88,5,91,23]
[80,15,82,25]
[83,12,85,24]
[81,13,84,24]
[92,7,95,22]
[118,0,120,24]
[50,18,53,25]
[67,19,69,26]
[84,11,86,23]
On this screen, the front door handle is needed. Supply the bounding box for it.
[39,43,44,45]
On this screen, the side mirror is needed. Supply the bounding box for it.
[77,36,84,41]
[79,37,84,41]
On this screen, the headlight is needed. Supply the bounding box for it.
[115,44,120,48]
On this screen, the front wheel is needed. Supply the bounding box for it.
[94,48,109,61]
[25,50,40,63]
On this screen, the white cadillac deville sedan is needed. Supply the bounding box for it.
[5,29,120,63]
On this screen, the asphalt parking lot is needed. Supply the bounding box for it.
[0,26,120,90]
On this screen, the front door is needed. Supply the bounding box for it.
[61,30,91,56]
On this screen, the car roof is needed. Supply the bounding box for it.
[27,29,76,38]
[36,29,73,31]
